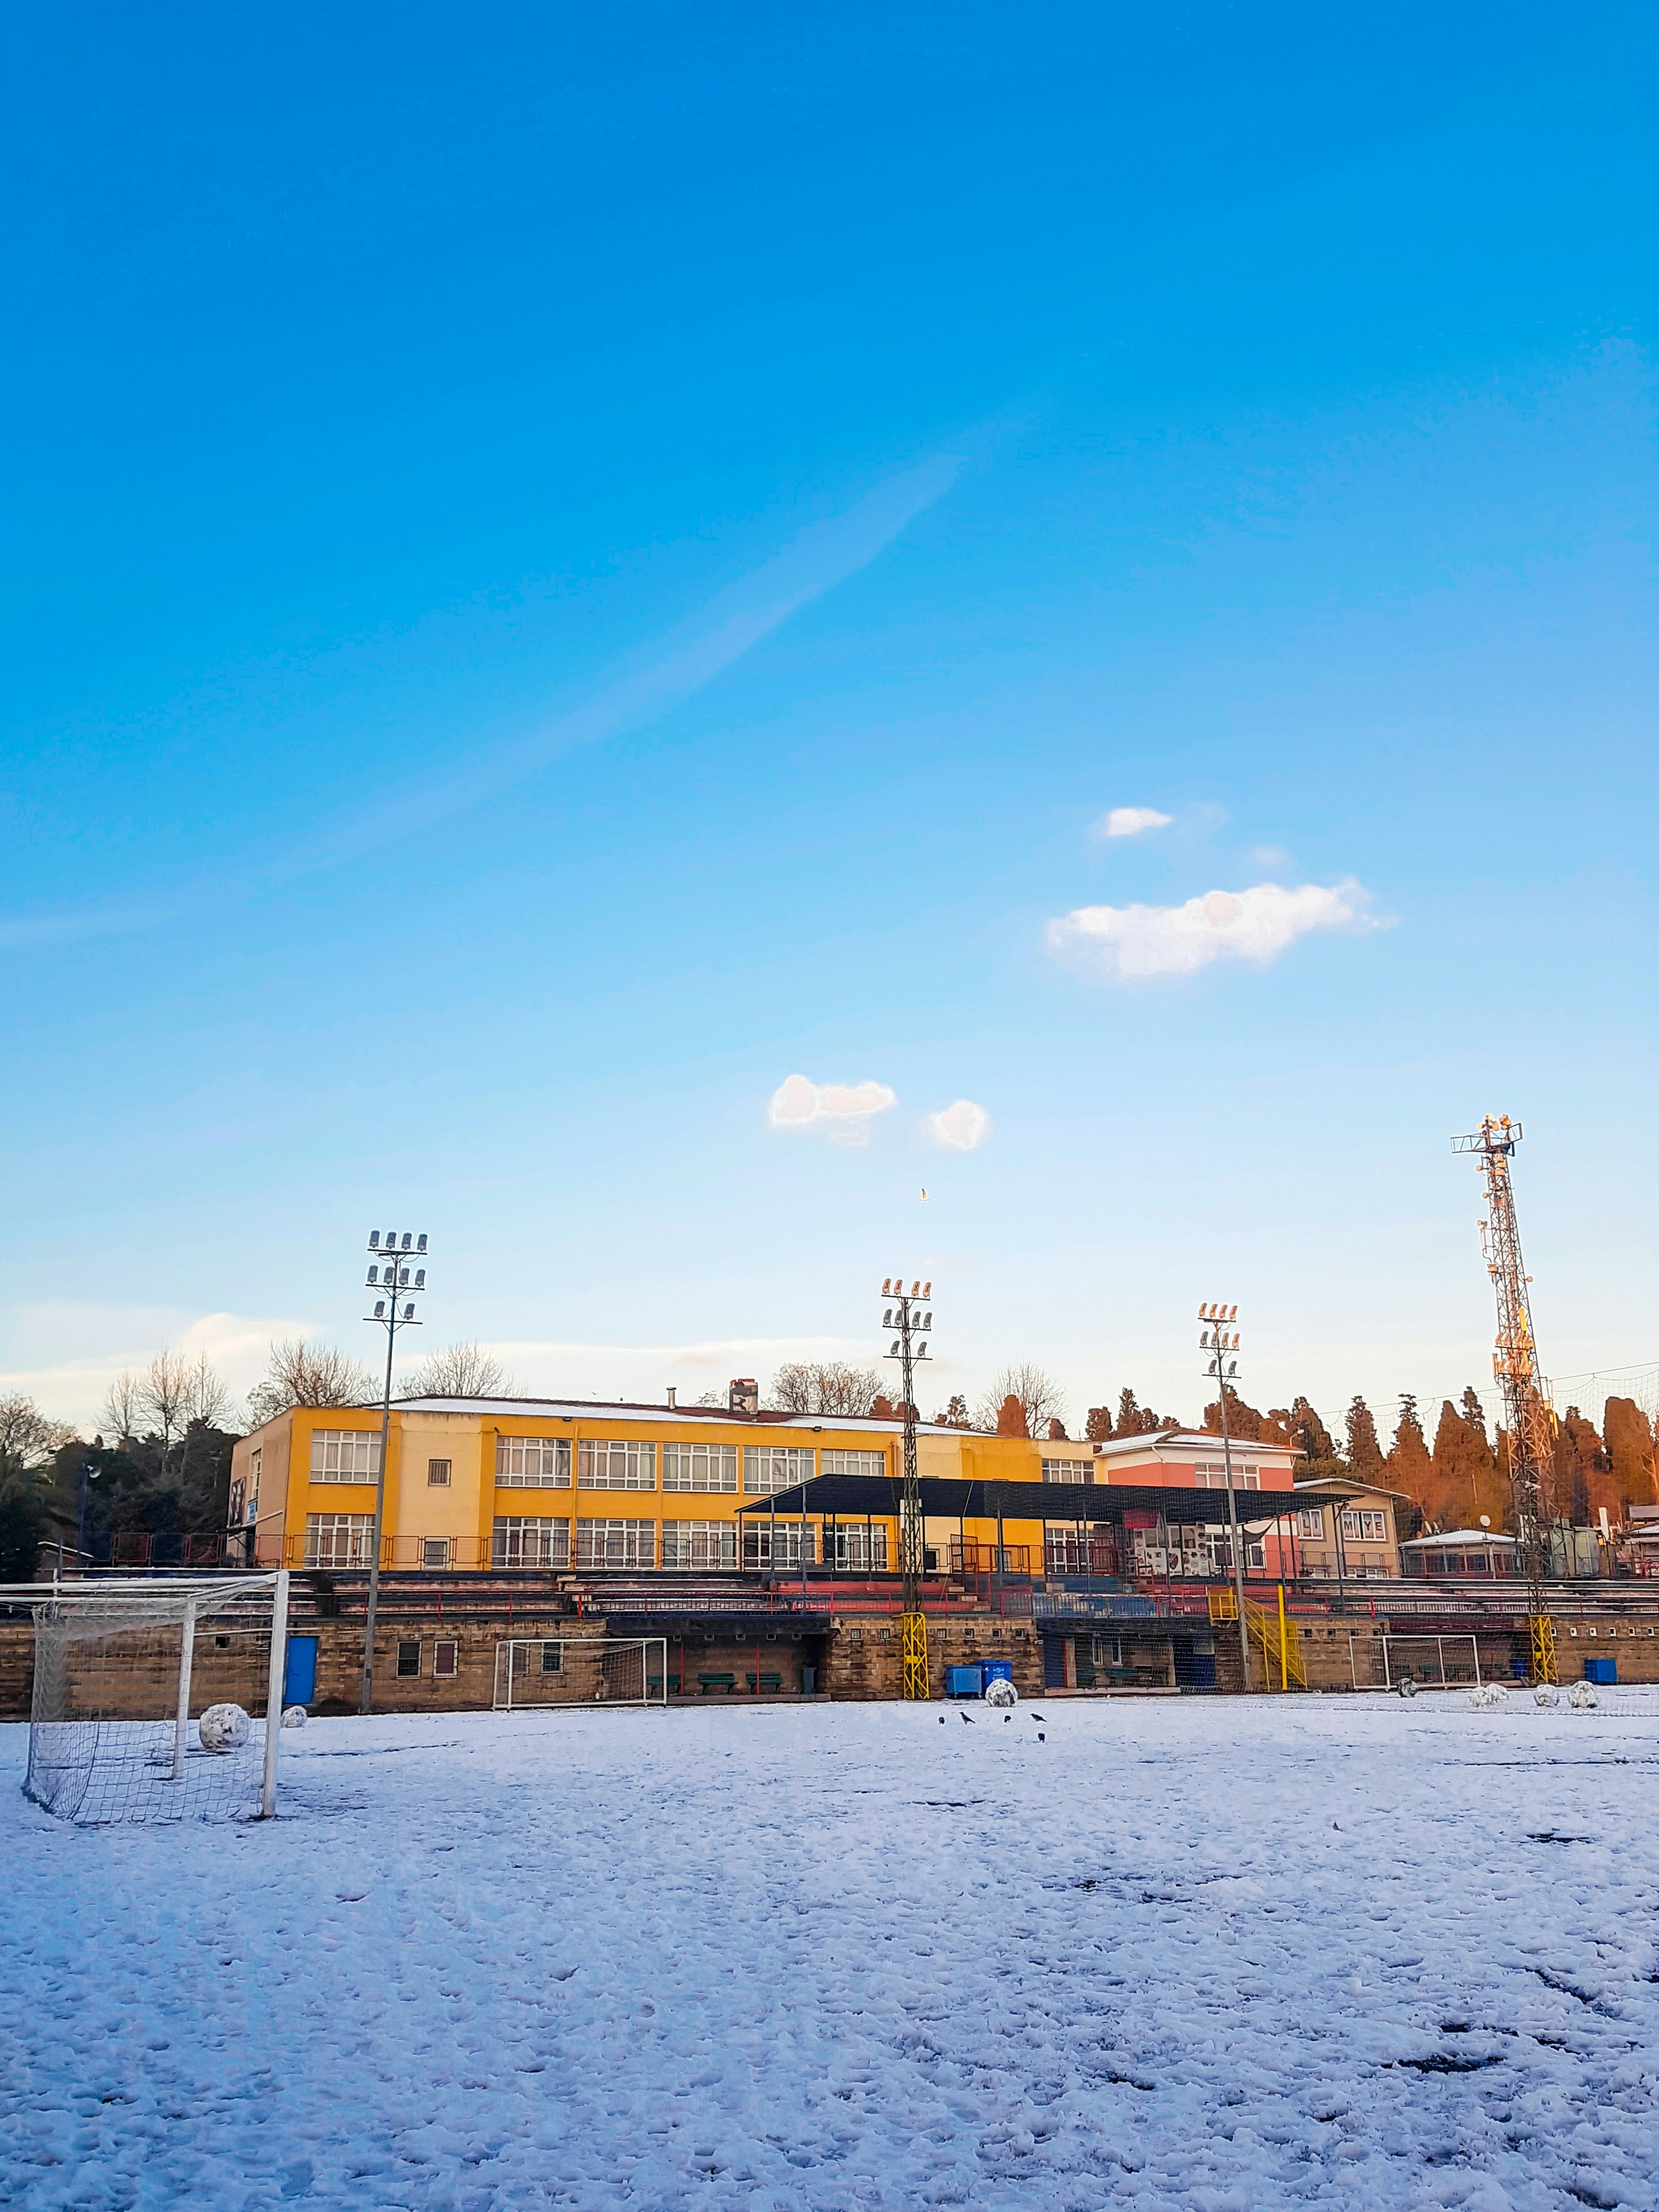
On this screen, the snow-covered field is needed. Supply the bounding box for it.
[3,1692,1656,2211]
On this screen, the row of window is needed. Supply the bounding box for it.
[1297,1507,1389,1542]
[309,1430,885,1493]
[302,1513,888,1572]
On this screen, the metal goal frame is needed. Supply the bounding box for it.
[493,1635,668,1711]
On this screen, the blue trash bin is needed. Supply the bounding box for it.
[946,1664,984,1699]
[982,1660,1014,1689]
[1584,1656,1616,1685]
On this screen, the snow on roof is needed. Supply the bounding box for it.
[1095,1430,1298,1457]
[387,1393,916,1430]
[1400,1528,1516,1547]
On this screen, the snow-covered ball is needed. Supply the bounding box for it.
[1533,1683,1560,1708]
[280,1705,308,1729]
[984,1677,1018,1709]
[197,1703,250,1754]
[1396,1675,1417,1699]
[1469,1681,1510,1709]
[1568,1680,1599,1711]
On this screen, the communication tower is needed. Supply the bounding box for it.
[881,1276,933,1699]
[1450,1117,1558,1683]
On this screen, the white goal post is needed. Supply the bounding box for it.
[494,1635,668,1711]
[1381,1633,1482,1691]
[11,1571,291,1825]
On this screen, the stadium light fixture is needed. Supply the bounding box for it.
[360,1227,428,1716]
[1199,1297,1253,1692]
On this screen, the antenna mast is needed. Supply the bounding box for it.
[881,1275,933,1699]
[1450,1117,1557,1684]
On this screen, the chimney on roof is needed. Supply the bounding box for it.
[730,1376,759,1417]
[666,1386,676,1410]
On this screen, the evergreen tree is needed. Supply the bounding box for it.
[1084,1404,1113,1442]
[1385,1395,1434,1517]
[1202,1387,1263,1441]
[1289,1396,1336,1463]
[1603,1397,1657,1510]
[995,1393,1029,1438]
[1344,1396,1385,1481]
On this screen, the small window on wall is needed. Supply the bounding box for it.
[397,1641,421,1678]
[421,1538,450,1568]
[428,1458,452,1487]
[1297,1508,1325,1538]
[433,1640,459,1679]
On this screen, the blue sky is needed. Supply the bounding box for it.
[4,3,1656,1435]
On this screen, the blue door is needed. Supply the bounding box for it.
[283,1636,318,1706]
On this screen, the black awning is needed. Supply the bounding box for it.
[736,1474,1350,1524]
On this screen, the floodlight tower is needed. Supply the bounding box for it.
[881,1275,933,1700]
[1199,1302,1253,1692]
[1451,1116,1558,1684]
[360,1228,428,1714]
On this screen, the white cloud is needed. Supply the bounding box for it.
[924,1099,991,1152]
[768,1074,897,1145]
[1093,805,1172,840]
[1045,878,1386,980]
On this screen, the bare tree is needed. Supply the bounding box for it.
[100,1370,145,1444]
[247,1338,375,1426]
[404,1341,516,1399]
[0,1393,75,1505]
[770,1361,883,1416]
[974,1363,1066,1439]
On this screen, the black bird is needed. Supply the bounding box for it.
[1037,1731,1046,1741]
[961,1711,976,1724]
[938,1714,945,1725]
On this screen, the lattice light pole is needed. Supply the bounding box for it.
[882,1274,933,1700]
[1199,1301,1253,1692]
[1452,1116,1558,1684]
[360,1228,428,1714]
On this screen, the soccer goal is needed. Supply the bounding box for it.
[493,1635,668,1710]
[15,1572,291,1826]
[1381,1634,1482,1691]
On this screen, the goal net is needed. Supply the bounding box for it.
[18,1573,291,1826]
[1381,1634,1482,1690]
[494,1635,668,1710]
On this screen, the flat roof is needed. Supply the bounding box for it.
[737,1473,1352,1524]
[385,1394,913,1430]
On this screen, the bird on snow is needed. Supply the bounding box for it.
[960,1711,976,1724]
[938,1714,945,1725]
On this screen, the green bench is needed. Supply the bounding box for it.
[698,1672,736,1694]
[746,1672,783,1694]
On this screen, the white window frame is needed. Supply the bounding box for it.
[575,1517,657,1569]
[825,1525,888,1572]
[743,1522,816,1568]
[1041,1459,1093,1483]
[1297,1508,1325,1537]
[432,1639,459,1679]
[659,1520,739,1569]
[491,1515,569,1569]
[427,1457,452,1487]
[1343,1509,1387,1542]
[304,1511,376,1567]
[662,1441,738,1493]
[820,1448,887,1478]
[311,1429,380,1482]
[577,1440,657,1492]
[495,1435,572,1488]
[743,1444,816,1495]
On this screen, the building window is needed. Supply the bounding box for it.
[421,1538,450,1568]
[1296,1508,1325,1538]
[304,1513,375,1567]
[496,1436,571,1488]
[428,1458,452,1487]
[743,1523,816,1568]
[248,1447,261,1519]
[538,1641,562,1673]
[1194,1462,1261,1491]
[1246,1539,1266,1569]
[577,1440,656,1491]
[662,1442,738,1493]
[433,1640,459,1679]
[397,1640,421,1678]
[820,1448,887,1478]
[228,1479,246,1528]
[1041,1459,1092,1483]
[660,1520,738,1569]
[575,1518,657,1569]
[825,1526,887,1572]
[1342,1510,1387,1542]
[743,1445,815,1494]
[492,1516,569,1569]
[311,1430,380,1482]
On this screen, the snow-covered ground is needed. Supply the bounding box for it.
[2,1692,1656,2211]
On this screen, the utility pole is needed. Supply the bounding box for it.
[1200,1302,1252,1692]
[882,1276,933,1700]
[1451,1116,1558,1684]
[359,1228,428,1714]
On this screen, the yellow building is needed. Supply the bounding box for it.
[227,1385,1105,1576]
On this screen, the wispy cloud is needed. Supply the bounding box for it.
[1,454,962,950]
[1092,805,1172,840]
[923,1099,990,1151]
[768,1074,897,1145]
[1046,879,1387,979]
